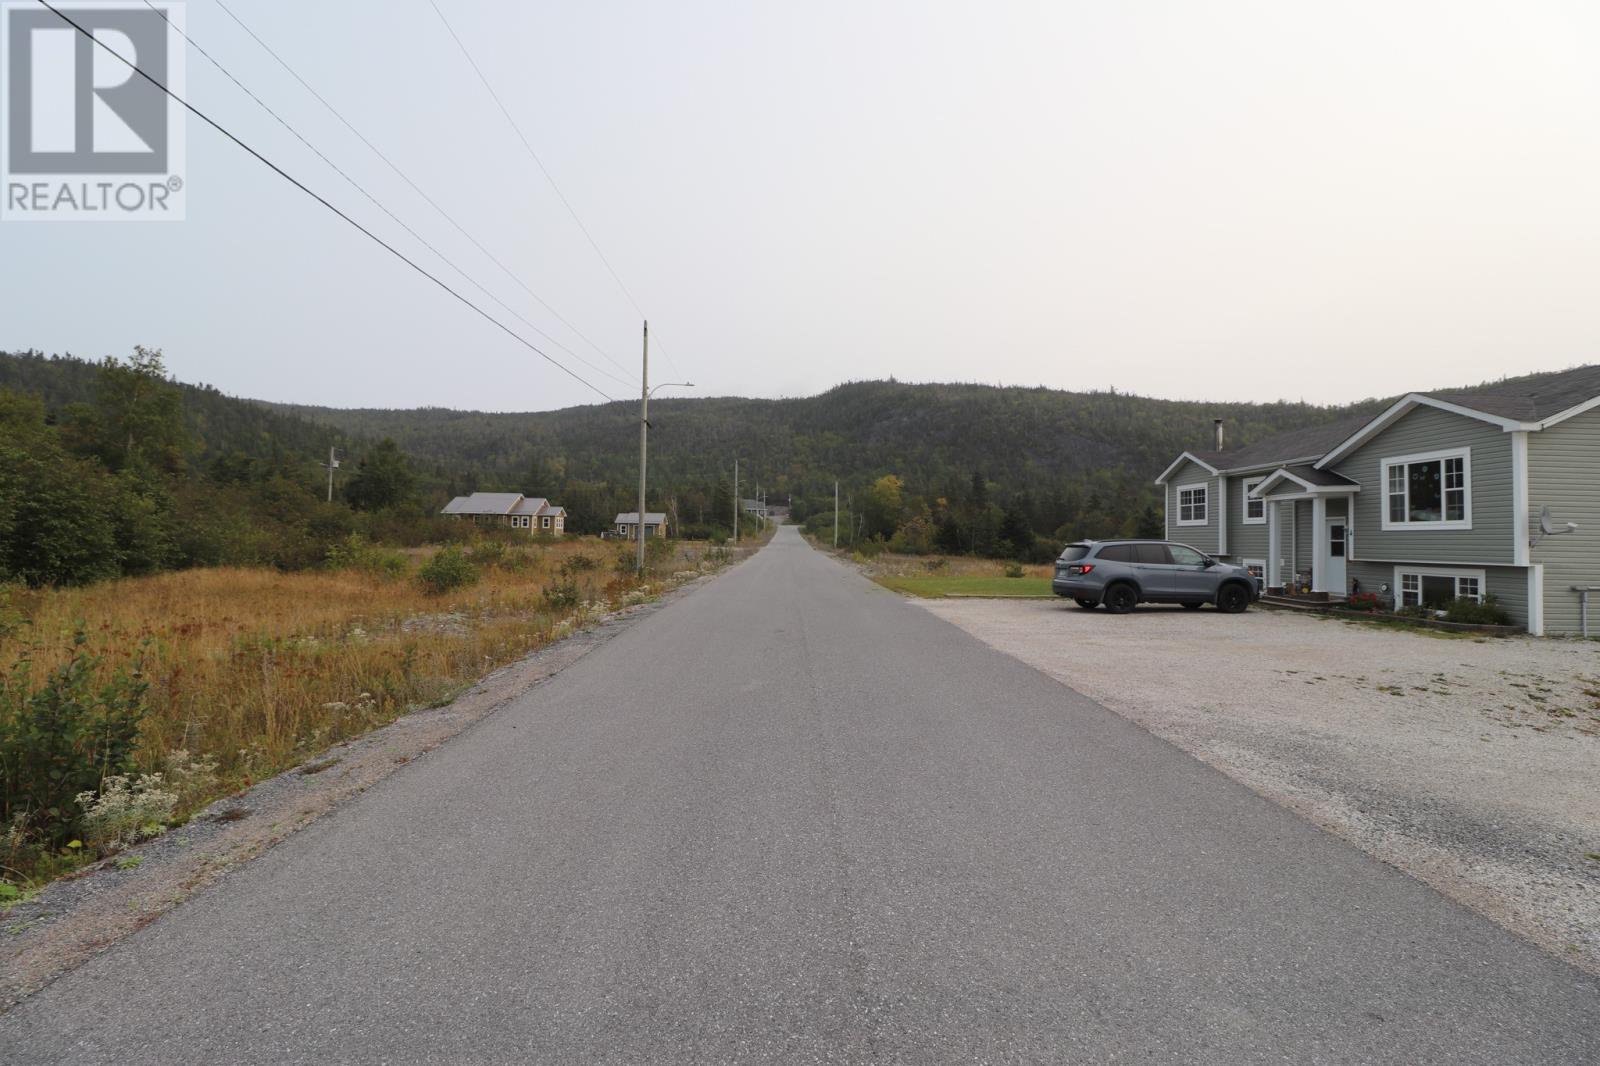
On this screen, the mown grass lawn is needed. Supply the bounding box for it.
[875,575,1055,599]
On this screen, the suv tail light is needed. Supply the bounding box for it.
[1069,564,1094,575]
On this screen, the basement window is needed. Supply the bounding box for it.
[1396,568,1485,608]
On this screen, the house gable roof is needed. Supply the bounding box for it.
[1159,364,1600,482]
[1428,363,1600,423]
[1254,464,1360,496]
[1158,413,1376,483]
[441,492,523,515]
[1153,452,1220,485]
[510,497,549,516]
[616,512,667,525]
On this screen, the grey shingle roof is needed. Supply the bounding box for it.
[1280,464,1359,487]
[1426,363,1600,422]
[616,512,667,525]
[510,497,549,516]
[441,492,523,515]
[1186,413,1378,472]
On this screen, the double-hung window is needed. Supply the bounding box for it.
[1242,478,1265,524]
[1176,483,1209,526]
[1381,449,1470,530]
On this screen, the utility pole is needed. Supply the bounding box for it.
[637,320,649,574]
[834,480,839,548]
[631,326,691,574]
[323,446,340,503]
[733,458,740,545]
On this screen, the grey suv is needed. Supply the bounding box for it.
[1052,540,1260,614]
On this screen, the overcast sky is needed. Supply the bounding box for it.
[4,0,1599,412]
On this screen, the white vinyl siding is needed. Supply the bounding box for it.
[1177,483,1208,526]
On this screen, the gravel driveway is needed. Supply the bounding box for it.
[914,598,1600,975]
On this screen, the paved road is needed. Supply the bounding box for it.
[2,527,1596,1063]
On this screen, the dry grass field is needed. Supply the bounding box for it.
[0,537,730,841]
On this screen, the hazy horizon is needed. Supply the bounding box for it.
[5,1,1599,413]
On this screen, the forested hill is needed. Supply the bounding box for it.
[0,349,357,464]
[272,381,1391,506]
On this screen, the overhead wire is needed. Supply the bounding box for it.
[425,0,685,381]
[212,0,636,382]
[32,0,617,402]
[136,0,631,391]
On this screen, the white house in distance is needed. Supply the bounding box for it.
[615,512,668,539]
[441,492,566,534]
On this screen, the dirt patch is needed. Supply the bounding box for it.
[915,598,1600,976]
[0,569,734,1012]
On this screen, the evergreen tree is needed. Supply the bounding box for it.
[344,439,415,511]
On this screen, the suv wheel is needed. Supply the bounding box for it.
[1074,598,1098,610]
[1103,584,1138,615]
[1216,583,1251,614]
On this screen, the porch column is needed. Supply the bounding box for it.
[1267,499,1282,590]
[1311,495,1328,593]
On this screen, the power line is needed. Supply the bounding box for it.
[138,0,631,391]
[36,0,616,403]
[425,0,686,379]
[213,0,635,382]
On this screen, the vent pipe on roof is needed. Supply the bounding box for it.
[1213,418,1225,451]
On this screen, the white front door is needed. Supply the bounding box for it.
[1326,519,1348,595]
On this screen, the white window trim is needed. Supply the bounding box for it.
[1393,565,1487,608]
[1242,478,1266,525]
[1380,447,1472,532]
[1243,558,1266,580]
[1175,482,1209,526]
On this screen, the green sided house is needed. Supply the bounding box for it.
[1155,365,1600,635]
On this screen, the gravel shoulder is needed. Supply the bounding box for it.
[914,598,1600,975]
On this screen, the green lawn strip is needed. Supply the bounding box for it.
[875,575,1054,599]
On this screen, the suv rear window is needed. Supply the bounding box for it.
[1096,544,1137,563]
[1058,545,1091,563]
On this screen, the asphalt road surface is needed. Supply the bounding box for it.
[2,527,1596,1064]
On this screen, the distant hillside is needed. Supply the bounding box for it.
[0,350,359,466]
[270,381,1393,506]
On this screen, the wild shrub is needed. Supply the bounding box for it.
[416,548,477,596]
[1444,596,1512,626]
[325,534,407,577]
[0,631,149,846]
[465,540,509,569]
[163,749,220,812]
[559,553,598,576]
[76,773,177,850]
[542,579,581,612]
[1003,561,1025,579]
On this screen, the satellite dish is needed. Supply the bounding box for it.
[1534,505,1578,545]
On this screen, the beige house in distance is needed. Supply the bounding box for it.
[616,512,668,539]
[442,492,566,534]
